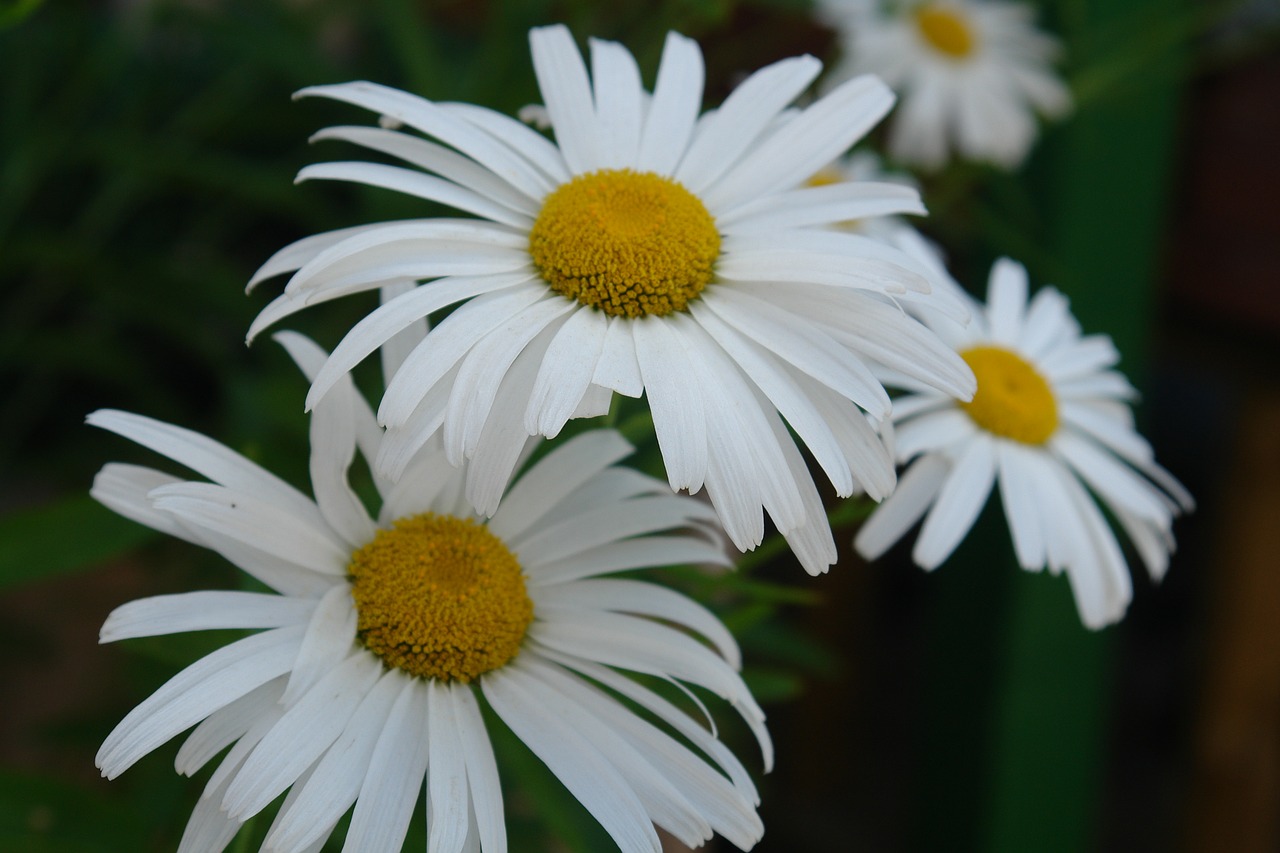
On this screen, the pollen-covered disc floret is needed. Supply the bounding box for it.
[913,4,977,58]
[529,169,720,317]
[348,513,531,683]
[959,345,1058,444]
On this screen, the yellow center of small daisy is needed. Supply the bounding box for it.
[529,169,721,317]
[959,346,1059,444]
[347,513,532,683]
[914,4,977,58]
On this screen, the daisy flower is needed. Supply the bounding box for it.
[246,23,975,575]
[819,0,1072,170]
[90,330,770,853]
[854,259,1194,628]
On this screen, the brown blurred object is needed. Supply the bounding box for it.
[1169,42,1280,853]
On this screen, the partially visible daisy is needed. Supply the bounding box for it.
[90,331,770,853]
[246,23,975,575]
[854,259,1193,628]
[819,0,1072,170]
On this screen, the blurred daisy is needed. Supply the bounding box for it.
[820,0,1072,170]
[90,331,770,853]
[854,259,1193,628]
[246,23,975,575]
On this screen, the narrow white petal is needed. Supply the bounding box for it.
[223,653,381,819]
[264,670,403,853]
[176,677,285,778]
[149,483,348,576]
[995,442,1047,569]
[483,664,662,853]
[298,161,532,228]
[442,101,571,186]
[297,81,553,198]
[1051,431,1171,522]
[282,584,358,706]
[90,463,193,543]
[380,282,547,427]
[526,535,731,586]
[175,754,247,853]
[633,316,708,492]
[489,429,632,541]
[450,686,507,853]
[913,434,998,568]
[542,578,739,668]
[590,37,644,168]
[591,316,644,397]
[854,453,950,561]
[377,280,429,391]
[310,125,540,215]
[247,222,396,292]
[341,679,431,853]
[87,410,322,527]
[101,591,313,643]
[703,74,894,210]
[985,258,1028,345]
[676,54,821,192]
[514,495,718,567]
[719,180,925,233]
[304,273,531,412]
[636,31,704,175]
[426,681,471,853]
[894,407,975,461]
[307,374,378,550]
[524,305,609,438]
[529,25,601,174]
[97,624,305,779]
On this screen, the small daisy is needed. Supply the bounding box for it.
[90,331,770,853]
[819,0,1072,170]
[854,259,1193,628]
[246,23,975,575]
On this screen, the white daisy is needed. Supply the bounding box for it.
[819,0,1072,170]
[854,258,1194,628]
[90,331,770,853]
[245,23,975,576]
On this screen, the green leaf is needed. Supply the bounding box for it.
[0,495,155,588]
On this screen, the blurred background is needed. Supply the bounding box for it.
[1,0,1277,850]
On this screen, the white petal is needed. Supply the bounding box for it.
[380,281,548,428]
[985,258,1028,345]
[426,681,471,853]
[282,583,358,706]
[995,441,1047,569]
[524,304,609,438]
[341,679,431,853]
[529,25,601,174]
[489,429,632,541]
[87,410,322,527]
[514,495,717,568]
[591,316,644,397]
[632,316,708,492]
[306,271,534,412]
[90,463,190,543]
[149,483,348,576]
[222,653,381,820]
[264,670,404,853]
[101,591,313,643]
[97,624,305,779]
[676,54,821,192]
[526,534,731,586]
[719,180,925,233]
[590,37,644,168]
[450,686,507,853]
[854,453,949,560]
[482,663,661,853]
[636,31,704,176]
[703,74,894,210]
[913,434,997,568]
[539,578,741,668]
[297,161,532,228]
[175,677,285,777]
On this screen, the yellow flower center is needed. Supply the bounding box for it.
[529,169,721,318]
[959,346,1059,444]
[347,513,532,683]
[914,4,977,59]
